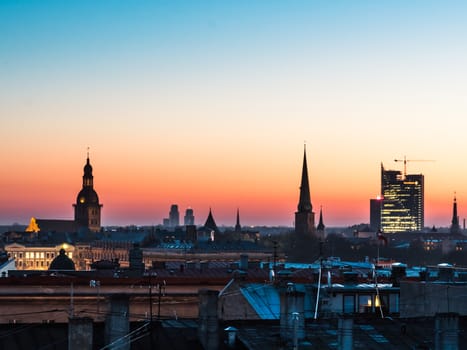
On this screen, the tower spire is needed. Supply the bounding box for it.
[295,145,315,235]
[297,144,312,212]
[235,208,242,232]
[450,193,461,234]
[317,206,325,231]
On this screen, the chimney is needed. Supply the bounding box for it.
[239,254,248,271]
[198,289,219,350]
[435,313,458,350]
[200,260,209,271]
[280,285,305,344]
[338,316,353,350]
[68,317,93,350]
[105,294,130,350]
[438,263,454,282]
[390,263,407,287]
[224,326,238,348]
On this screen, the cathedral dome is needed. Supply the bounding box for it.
[76,187,100,204]
[49,249,75,271]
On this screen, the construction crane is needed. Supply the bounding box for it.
[394,156,435,177]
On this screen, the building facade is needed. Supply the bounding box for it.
[5,242,75,270]
[380,164,424,233]
[369,197,382,232]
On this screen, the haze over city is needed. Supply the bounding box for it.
[2,1,467,227]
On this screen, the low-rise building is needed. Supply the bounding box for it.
[5,242,75,270]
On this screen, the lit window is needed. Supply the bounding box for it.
[358,295,372,313]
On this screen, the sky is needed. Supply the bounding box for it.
[1,0,467,228]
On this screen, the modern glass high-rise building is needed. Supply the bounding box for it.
[380,164,424,233]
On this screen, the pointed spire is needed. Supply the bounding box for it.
[83,150,94,188]
[204,208,219,233]
[450,193,461,234]
[317,206,325,231]
[297,144,312,212]
[235,208,242,232]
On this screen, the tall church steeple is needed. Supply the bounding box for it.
[83,153,94,188]
[295,145,315,235]
[450,194,461,234]
[297,145,312,212]
[235,208,242,232]
[316,206,326,240]
[74,152,103,233]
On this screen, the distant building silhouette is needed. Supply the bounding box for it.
[169,204,180,227]
[369,197,383,232]
[184,207,195,226]
[450,195,461,234]
[316,206,325,240]
[235,208,242,232]
[204,208,219,234]
[295,146,315,235]
[380,163,424,233]
[25,217,77,233]
[73,154,102,233]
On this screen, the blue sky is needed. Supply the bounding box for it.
[1,1,467,226]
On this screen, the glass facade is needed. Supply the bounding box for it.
[381,165,424,233]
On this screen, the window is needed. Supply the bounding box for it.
[40,252,44,259]
[389,293,399,313]
[358,295,372,313]
[343,295,354,314]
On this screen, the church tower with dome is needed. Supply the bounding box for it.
[73,153,103,232]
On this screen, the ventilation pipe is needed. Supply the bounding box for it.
[435,313,458,350]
